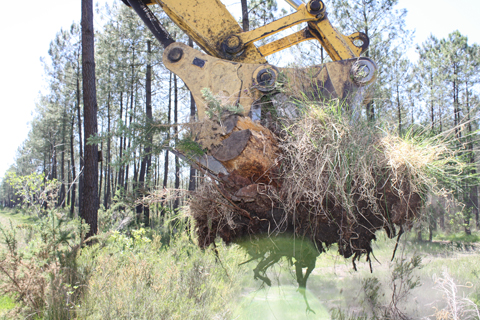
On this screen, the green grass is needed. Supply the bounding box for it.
[2,206,480,319]
[233,285,330,319]
[0,208,39,225]
[0,295,15,310]
[434,231,480,243]
[0,295,16,319]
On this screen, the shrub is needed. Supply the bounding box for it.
[77,232,249,319]
[0,211,87,319]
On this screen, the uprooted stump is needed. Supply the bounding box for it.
[188,101,438,303]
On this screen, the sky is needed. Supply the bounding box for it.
[0,0,479,180]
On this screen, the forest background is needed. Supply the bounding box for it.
[0,0,479,179]
[1,0,479,234]
[0,0,480,319]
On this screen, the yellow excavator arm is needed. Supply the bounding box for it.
[124,0,377,118]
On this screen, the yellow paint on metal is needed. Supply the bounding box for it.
[163,43,262,118]
[308,18,360,61]
[258,29,314,57]
[164,43,372,120]
[152,0,266,63]
[147,0,375,120]
[237,4,316,46]
[149,0,364,63]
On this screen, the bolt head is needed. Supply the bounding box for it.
[223,35,243,55]
[226,36,240,48]
[260,72,272,82]
[168,47,183,63]
[310,1,321,11]
[256,68,276,89]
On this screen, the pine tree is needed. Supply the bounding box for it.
[81,0,99,239]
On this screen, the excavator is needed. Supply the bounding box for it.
[122,0,376,118]
[121,0,377,179]
[121,0,378,310]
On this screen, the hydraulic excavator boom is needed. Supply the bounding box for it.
[124,0,377,119]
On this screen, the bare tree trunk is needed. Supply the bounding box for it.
[241,0,249,31]
[60,124,66,207]
[99,140,103,202]
[58,107,67,207]
[70,115,76,218]
[67,160,71,208]
[188,37,196,192]
[163,73,172,190]
[137,40,153,226]
[81,0,99,239]
[117,91,124,192]
[51,139,57,180]
[396,84,401,136]
[104,94,111,210]
[160,73,172,216]
[124,47,136,194]
[76,75,84,216]
[173,74,180,211]
[465,86,478,230]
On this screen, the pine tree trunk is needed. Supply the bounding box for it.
[104,94,111,210]
[70,115,76,218]
[118,91,124,192]
[81,0,99,239]
[77,75,84,216]
[162,73,172,215]
[123,90,132,193]
[137,40,153,226]
[188,38,196,192]
[51,139,57,181]
[465,87,478,229]
[67,159,71,209]
[241,0,249,31]
[396,84,401,136]
[124,47,136,194]
[59,111,67,207]
[99,140,103,202]
[430,71,434,131]
[173,74,180,211]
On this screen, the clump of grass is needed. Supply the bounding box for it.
[279,102,453,225]
[274,101,451,264]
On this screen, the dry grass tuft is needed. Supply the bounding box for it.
[433,270,480,320]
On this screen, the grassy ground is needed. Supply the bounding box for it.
[0,208,38,227]
[0,295,15,319]
[232,231,480,319]
[1,207,479,319]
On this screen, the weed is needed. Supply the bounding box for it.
[0,211,87,319]
[432,270,480,320]
[357,253,423,319]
